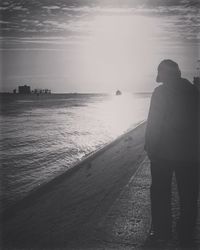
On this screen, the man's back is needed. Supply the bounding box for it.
[145,77,198,161]
[145,60,199,247]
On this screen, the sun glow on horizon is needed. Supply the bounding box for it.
[78,14,161,90]
[91,92,150,135]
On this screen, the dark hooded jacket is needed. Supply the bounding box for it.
[145,78,199,162]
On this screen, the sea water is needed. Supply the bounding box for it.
[0,93,150,210]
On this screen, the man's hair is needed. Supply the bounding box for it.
[156,59,181,83]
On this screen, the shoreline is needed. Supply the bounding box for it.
[2,122,147,248]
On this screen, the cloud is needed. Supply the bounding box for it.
[42,6,60,10]
[12,6,28,11]
[0,0,199,49]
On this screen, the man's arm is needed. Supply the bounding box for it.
[145,87,164,158]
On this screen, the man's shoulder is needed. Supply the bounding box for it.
[180,78,198,93]
[152,85,164,97]
[180,77,192,85]
[154,85,163,92]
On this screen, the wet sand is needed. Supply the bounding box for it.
[2,122,147,249]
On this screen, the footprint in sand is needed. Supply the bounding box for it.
[124,136,133,142]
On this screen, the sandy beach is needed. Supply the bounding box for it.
[2,122,147,249]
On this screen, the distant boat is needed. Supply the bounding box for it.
[116,90,122,95]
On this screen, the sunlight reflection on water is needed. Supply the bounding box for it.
[1,93,150,208]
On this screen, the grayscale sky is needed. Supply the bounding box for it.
[1,0,200,93]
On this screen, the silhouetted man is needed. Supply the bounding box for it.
[145,59,199,247]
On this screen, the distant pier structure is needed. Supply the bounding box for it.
[18,85,31,94]
[13,85,51,95]
[32,89,51,95]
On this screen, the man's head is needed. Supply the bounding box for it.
[156,59,181,83]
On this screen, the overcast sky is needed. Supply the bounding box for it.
[1,0,200,93]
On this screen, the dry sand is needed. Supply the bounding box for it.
[67,157,151,250]
[2,122,147,249]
